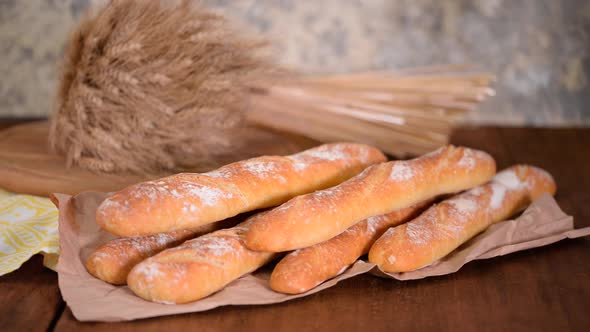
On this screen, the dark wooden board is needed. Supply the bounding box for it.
[0,122,588,331]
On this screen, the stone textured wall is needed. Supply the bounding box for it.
[1,0,588,125]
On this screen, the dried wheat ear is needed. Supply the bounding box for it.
[49,0,281,174]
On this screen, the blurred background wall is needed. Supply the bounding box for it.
[0,0,588,125]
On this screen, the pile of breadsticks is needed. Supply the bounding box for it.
[86,143,556,304]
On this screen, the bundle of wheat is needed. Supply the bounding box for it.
[49,0,494,174]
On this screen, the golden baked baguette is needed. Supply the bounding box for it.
[97,143,386,236]
[85,218,238,285]
[127,214,278,304]
[244,145,496,252]
[368,165,556,272]
[270,200,433,294]
[86,230,197,285]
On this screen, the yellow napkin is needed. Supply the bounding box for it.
[0,189,59,275]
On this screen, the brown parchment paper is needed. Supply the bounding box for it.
[54,192,590,322]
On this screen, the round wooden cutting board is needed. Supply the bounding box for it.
[0,121,315,197]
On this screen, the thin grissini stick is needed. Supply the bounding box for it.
[127,214,278,304]
[96,143,386,236]
[85,218,239,285]
[368,165,556,273]
[270,200,433,294]
[244,145,496,252]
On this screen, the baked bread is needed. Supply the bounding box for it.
[270,200,433,294]
[85,218,239,285]
[86,230,197,285]
[244,145,496,252]
[96,143,386,236]
[127,214,278,304]
[368,165,556,272]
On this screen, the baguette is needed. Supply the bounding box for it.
[368,165,556,272]
[244,145,496,252]
[270,200,433,294]
[96,143,385,236]
[85,218,238,285]
[127,214,278,304]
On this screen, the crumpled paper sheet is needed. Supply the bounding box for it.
[54,192,590,322]
[0,189,59,275]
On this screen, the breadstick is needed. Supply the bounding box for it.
[270,200,433,294]
[244,145,496,252]
[368,165,556,272]
[96,143,385,236]
[127,214,278,304]
[85,218,238,285]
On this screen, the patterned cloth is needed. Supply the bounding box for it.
[0,189,59,275]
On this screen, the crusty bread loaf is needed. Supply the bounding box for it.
[369,165,556,272]
[86,230,197,285]
[270,200,433,294]
[244,145,496,252]
[85,218,238,285]
[96,143,386,236]
[127,214,278,304]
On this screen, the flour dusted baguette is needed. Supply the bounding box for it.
[96,143,386,236]
[368,165,556,272]
[270,200,433,294]
[85,218,238,285]
[86,230,197,285]
[127,214,278,304]
[244,145,496,252]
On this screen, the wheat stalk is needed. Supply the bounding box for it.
[247,66,494,157]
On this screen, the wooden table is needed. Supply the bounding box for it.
[1,121,589,331]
